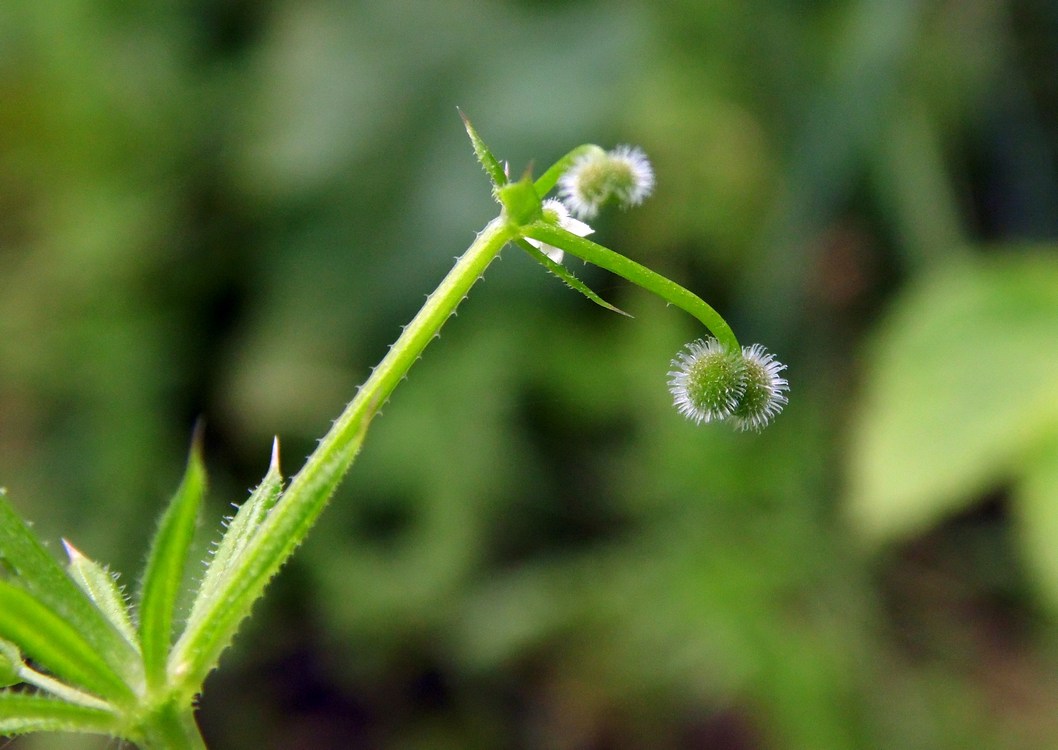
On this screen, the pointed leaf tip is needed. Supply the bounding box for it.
[63,541,138,650]
[60,539,82,564]
[269,437,281,474]
[190,418,206,458]
[459,110,507,188]
[0,493,138,681]
[137,434,208,687]
[516,239,631,317]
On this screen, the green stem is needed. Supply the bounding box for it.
[307,216,515,462]
[522,221,740,351]
[137,702,206,750]
[533,144,604,197]
[169,218,515,693]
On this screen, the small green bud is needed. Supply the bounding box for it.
[0,637,23,687]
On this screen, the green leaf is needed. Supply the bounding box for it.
[1013,432,1058,611]
[0,581,133,703]
[184,439,284,633]
[515,238,630,317]
[0,490,140,684]
[522,220,740,351]
[138,434,207,689]
[168,418,372,699]
[847,253,1058,541]
[0,638,21,687]
[458,108,506,188]
[0,691,119,737]
[62,540,139,650]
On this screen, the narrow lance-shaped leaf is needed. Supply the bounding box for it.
[459,108,507,188]
[184,438,283,632]
[1015,433,1058,612]
[11,664,115,711]
[0,580,133,704]
[0,490,140,684]
[0,692,120,738]
[522,221,741,352]
[515,238,630,317]
[169,417,372,699]
[137,433,207,689]
[62,540,138,650]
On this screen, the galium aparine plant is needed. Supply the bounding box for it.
[0,112,787,749]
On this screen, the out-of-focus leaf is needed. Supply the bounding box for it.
[1014,432,1058,611]
[0,638,21,687]
[847,253,1058,541]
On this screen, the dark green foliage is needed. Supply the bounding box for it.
[3,1,1058,748]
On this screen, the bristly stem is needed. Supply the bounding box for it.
[168,218,516,694]
[522,220,741,352]
[308,216,516,461]
[137,702,207,750]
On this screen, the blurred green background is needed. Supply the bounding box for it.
[3,0,1058,748]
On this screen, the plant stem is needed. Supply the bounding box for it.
[239,217,515,603]
[320,217,515,447]
[137,703,207,750]
[169,217,515,693]
[523,221,741,351]
[533,144,604,196]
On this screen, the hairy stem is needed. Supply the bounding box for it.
[523,221,740,351]
[137,703,206,750]
[169,218,515,694]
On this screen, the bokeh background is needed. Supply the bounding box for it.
[3,0,1058,748]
